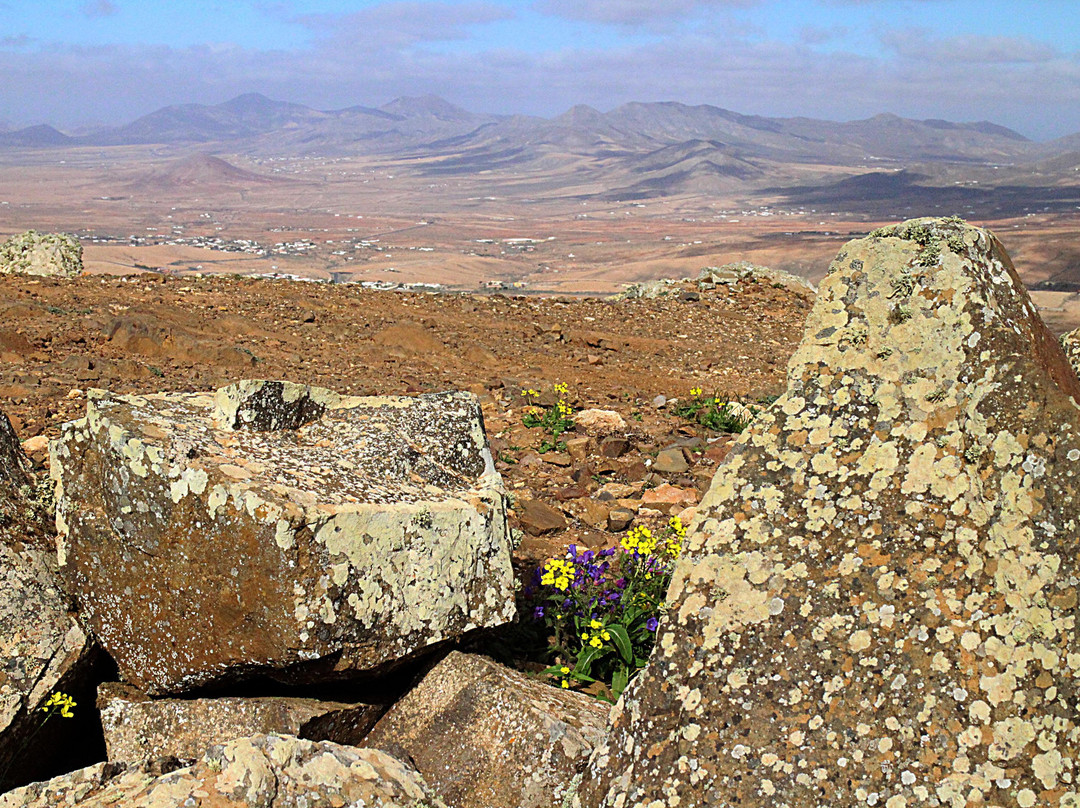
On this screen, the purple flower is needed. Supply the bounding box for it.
[533,606,545,620]
[646,617,659,632]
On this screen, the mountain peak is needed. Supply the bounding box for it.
[380,95,474,121]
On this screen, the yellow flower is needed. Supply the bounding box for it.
[561,666,571,675]
[561,680,570,688]
[554,382,569,396]
[602,631,611,641]
[690,387,703,397]
[589,619,602,629]
[589,636,603,648]
[43,692,76,718]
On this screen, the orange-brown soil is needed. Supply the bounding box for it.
[0,272,809,566]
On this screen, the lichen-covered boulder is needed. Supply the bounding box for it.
[363,651,608,808]
[579,218,1080,808]
[0,231,82,278]
[0,734,446,808]
[0,407,96,792]
[98,682,385,764]
[51,380,516,694]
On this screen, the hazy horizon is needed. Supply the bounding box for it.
[2,0,1079,140]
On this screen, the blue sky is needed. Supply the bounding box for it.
[2,0,1079,139]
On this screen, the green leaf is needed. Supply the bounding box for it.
[607,623,634,665]
[612,666,629,699]
[575,644,604,677]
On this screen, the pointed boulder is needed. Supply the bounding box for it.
[579,218,1080,808]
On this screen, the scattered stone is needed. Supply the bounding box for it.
[52,381,516,694]
[0,231,82,279]
[98,682,385,765]
[363,652,607,808]
[580,218,1080,807]
[565,436,591,463]
[640,483,698,514]
[573,408,626,435]
[606,507,635,532]
[652,447,689,474]
[598,436,630,458]
[1,734,445,808]
[542,451,572,467]
[517,498,567,535]
[698,261,817,297]
[652,394,667,408]
[575,499,610,530]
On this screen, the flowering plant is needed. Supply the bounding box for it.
[522,382,575,452]
[674,389,758,433]
[529,517,686,700]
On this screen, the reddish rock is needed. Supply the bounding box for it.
[652,447,689,474]
[363,652,607,808]
[517,498,567,535]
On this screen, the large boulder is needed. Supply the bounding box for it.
[51,380,516,694]
[0,407,97,792]
[0,231,82,278]
[98,682,385,764]
[363,651,608,808]
[0,734,446,808]
[579,218,1080,808]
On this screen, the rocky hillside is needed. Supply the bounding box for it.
[3,219,1076,808]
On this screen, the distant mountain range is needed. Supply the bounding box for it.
[4,92,1079,209]
[2,92,1070,161]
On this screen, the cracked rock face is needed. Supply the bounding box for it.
[0,734,446,808]
[0,407,94,792]
[52,380,516,695]
[579,218,1080,808]
[0,231,82,279]
[363,651,608,808]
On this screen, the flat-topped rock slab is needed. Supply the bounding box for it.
[52,380,515,694]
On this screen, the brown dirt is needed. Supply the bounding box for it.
[0,272,809,569]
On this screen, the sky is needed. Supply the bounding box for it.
[1,0,1079,140]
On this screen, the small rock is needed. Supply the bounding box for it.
[652,394,667,408]
[599,436,630,458]
[542,451,572,467]
[518,499,567,535]
[576,500,610,530]
[653,447,689,474]
[607,507,636,532]
[565,436,591,463]
[574,408,627,434]
[20,435,48,455]
[641,483,698,514]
